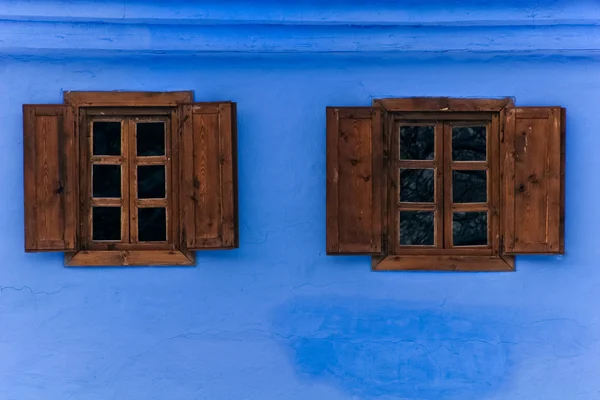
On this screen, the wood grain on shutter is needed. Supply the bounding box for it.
[326,107,383,254]
[503,107,565,254]
[23,105,77,252]
[179,102,238,250]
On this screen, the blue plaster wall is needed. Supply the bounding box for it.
[1,2,599,400]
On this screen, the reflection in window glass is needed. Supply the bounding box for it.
[138,208,167,242]
[92,207,121,241]
[92,165,121,198]
[400,169,434,203]
[137,166,166,199]
[452,126,486,161]
[400,125,435,160]
[400,211,435,246]
[93,121,121,156]
[453,212,488,246]
[452,170,487,203]
[137,122,165,156]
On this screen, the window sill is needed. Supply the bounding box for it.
[372,255,515,272]
[65,249,195,266]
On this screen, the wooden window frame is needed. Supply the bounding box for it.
[64,91,195,266]
[373,98,515,271]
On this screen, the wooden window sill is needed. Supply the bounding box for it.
[65,250,195,266]
[372,255,515,272]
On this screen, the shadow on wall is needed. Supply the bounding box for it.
[271,296,588,400]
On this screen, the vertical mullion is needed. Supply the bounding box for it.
[435,122,445,249]
[125,118,135,243]
[443,123,453,249]
[390,120,399,253]
[81,111,91,248]
[165,118,172,244]
[489,116,500,255]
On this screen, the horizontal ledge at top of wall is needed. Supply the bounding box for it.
[3,16,600,27]
[1,21,600,54]
[1,0,598,26]
[4,49,600,63]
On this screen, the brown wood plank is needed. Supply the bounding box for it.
[90,156,123,164]
[23,106,36,251]
[398,160,437,169]
[375,97,514,112]
[443,123,453,249]
[134,156,168,165]
[86,107,172,116]
[91,198,122,207]
[326,107,382,254]
[503,107,564,254]
[393,247,492,256]
[65,250,195,266]
[451,203,489,212]
[397,202,437,211]
[64,91,193,107]
[194,110,221,244]
[326,107,340,253]
[489,114,501,256]
[180,104,196,249]
[170,108,181,250]
[373,255,514,271]
[434,122,445,249]
[395,112,494,121]
[218,103,236,247]
[137,199,169,208]
[451,162,488,170]
[23,105,77,252]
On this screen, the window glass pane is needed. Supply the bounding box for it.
[453,212,487,246]
[137,165,166,199]
[453,170,486,203]
[92,207,121,241]
[92,121,121,156]
[137,122,165,156]
[400,125,435,160]
[138,208,167,242]
[452,126,486,161]
[92,165,121,198]
[400,211,435,246]
[400,169,434,202]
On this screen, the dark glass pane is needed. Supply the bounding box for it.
[92,121,121,156]
[400,125,435,160]
[137,165,166,199]
[137,122,165,156]
[452,170,486,203]
[92,207,121,241]
[400,169,434,202]
[92,165,121,198]
[400,211,435,246]
[452,126,486,161]
[138,208,167,242]
[453,212,488,246]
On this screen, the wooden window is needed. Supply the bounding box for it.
[23,91,238,266]
[326,98,565,271]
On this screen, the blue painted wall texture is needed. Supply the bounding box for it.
[1,1,599,399]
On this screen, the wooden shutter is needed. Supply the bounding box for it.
[503,107,565,254]
[179,102,238,250]
[23,105,77,252]
[326,107,383,254]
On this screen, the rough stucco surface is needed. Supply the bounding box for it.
[0,1,598,400]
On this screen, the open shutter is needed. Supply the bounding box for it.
[23,105,77,252]
[326,107,383,254]
[503,107,565,254]
[179,102,238,250]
